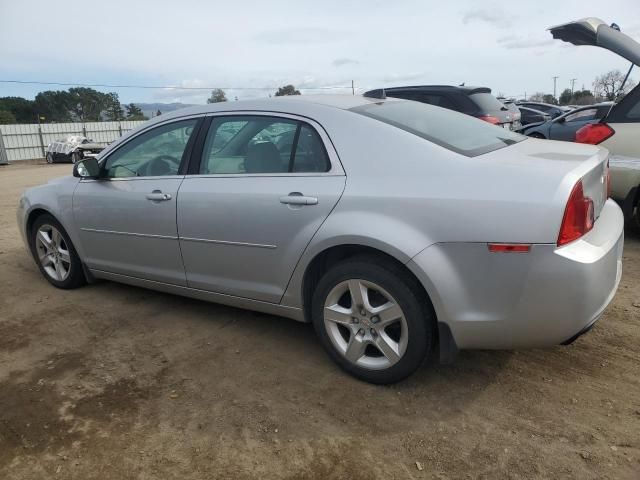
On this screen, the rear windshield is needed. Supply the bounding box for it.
[469,92,507,113]
[351,100,525,157]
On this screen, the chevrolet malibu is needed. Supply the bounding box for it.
[17,95,624,384]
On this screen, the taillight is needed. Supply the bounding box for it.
[575,123,615,145]
[557,181,595,246]
[477,114,500,125]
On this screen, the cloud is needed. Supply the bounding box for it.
[381,72,427,83]
[254,27,348,45]
[497,35,554,49]
[462,8,512,28]
[332,57,359,67]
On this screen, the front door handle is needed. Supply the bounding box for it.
[146,190,172,202]
[279,192,318,206]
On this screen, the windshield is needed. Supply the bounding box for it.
[351,100,525,157]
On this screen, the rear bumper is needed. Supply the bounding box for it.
[408,199,624,350]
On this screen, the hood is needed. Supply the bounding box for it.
[549,18,640,66]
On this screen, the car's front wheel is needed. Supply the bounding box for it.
[312,256,434,384]
[46,153,54,164]
[71,151,81,164]
[30,214,86,289]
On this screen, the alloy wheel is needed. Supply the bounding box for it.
[35,224,71,281]
[323,279,408,370]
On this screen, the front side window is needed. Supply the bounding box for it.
[200,116,330,174]
[103,119,197,178]
[351,100,525,157]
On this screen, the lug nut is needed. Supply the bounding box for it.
[358,328,365,335]
[352,317,359,324]
[360,309,366,316]
[371,315,380,324]
[370,328,377,337]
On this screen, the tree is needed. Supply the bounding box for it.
[34,90,72,122]
[542,94,558,105]
[207,89,227,103]
[274,85,301,96]
[0,110,16,124]
[103,92,124,121]
[572,89,596,105]
[0,96,36,123]
[125,103,147,120]
[593,69,636,101]
[68,87,109,121]
[528,92,546,102]
[559,88,573,105]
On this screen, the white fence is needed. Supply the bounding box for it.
[0,120,147,162]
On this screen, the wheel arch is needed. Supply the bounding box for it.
[298,243,453,360]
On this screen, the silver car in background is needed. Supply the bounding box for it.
[17,95,624,384]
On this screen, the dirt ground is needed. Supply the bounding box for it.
[0,162,638,480]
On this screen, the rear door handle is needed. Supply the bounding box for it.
[146,190,172,201]
[279,192,318,206]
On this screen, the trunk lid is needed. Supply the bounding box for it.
[484,138,610,225]
[549,18,640,66]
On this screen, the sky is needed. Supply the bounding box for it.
[1,0,639,105]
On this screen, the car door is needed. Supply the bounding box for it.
[177,114,346,303]
[548,108,598,141]
[73,117,201,285]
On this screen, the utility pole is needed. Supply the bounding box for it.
[570,78,577,97]
[351,80,355,96]
[552,76,559,102]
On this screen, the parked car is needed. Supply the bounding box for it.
[518,106,552,126]
[521,103,614,140]
[550,17,640,231]
[515,101,570,119]
[45,135,105,164]
[497,98,523,127]
[368,85,521,130]
[18,95,623,384]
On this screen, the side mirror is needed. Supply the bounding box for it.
[73,157,100,179]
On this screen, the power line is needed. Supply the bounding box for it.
[0,79,355,91]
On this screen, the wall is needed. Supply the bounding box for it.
[0,120,146,162]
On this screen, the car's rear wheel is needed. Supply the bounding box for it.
[311,256,434,384]
[71,151,80,164]
[46,153,54,164]
[631,198,640,235]
[30,214,86,289]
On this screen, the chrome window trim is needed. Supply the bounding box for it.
[79,175,185,183]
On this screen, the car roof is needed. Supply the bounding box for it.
[138,94,406,126]
[371,85,492,95]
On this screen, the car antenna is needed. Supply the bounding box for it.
[363,89,386,99]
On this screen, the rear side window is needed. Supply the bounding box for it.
[351,100,525,157]
[200,116,330,174]
[387,92,457,110]
[468,93,506,113]
[564,108,597,122]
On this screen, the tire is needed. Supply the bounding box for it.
[629,199,640,235]
[311,255,434,384]
[71,151,80,164]
[30,214,86,289]
[528,132,546,139]
[46,153,54,164]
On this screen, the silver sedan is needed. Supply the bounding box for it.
[17,95,624,384]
